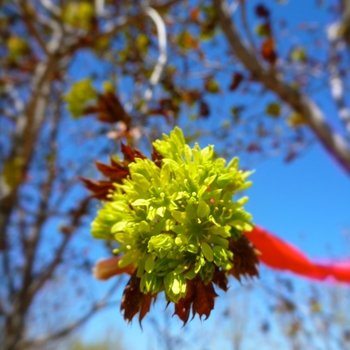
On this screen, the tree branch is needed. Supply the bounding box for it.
[327,22,350,137]
[341,0,350,52]
[22,279,123,349]
[19,0,48,54]
[28,197,91,300]
[143,7,168,104]
[213,0,350,175]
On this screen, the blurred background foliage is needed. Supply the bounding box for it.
[1,0,350,349]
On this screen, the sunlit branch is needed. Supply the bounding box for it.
[38,0,61,17]
[18,0,48,54]
[95,0,105,17]
[213,0,350,176]
[327,23,350,137]
[238,0,257,54]
[143,7,168,104]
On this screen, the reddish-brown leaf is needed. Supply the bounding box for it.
[120,272,155,325]
[173,279,195,324]
[229,72,244,91]
[256,4,270,18]
[284,149,297,163]
[120,273,147,323]
[199,100,210,118]
[261,38,277,65]
[121,142,147,163]
[80,177,114,200]
[246,142,262,153]
[82,106,100,115]
[190,8,200,22]
[192,278,217,320]
[82,142,148,199]
[212,267,229,291]
[228,235,260,281]
[181,89,200,105]
[121,274,142,322]
[95,160,129,180]
[83,92,131,125]
[97,92,131,125]
[139,292,153,326]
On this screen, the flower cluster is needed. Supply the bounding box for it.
[91,127,256,309]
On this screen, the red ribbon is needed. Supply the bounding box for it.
[245,226,350,283]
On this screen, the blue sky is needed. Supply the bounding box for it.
[60,1,350,348]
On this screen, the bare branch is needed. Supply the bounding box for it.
[92,0,181,44]
[19,0,48,54]
[95,0,105,17]
[213,0,350,175]
[143,7,168,104]
[327,23,350,137]
[38,0,61,17]
[22,279,123,349]
[341,0,350,52]
[238,0,257,54]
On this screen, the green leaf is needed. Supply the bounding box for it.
[145,255,155,273]
[229,220,253,231]
[131,173,151,188]
[171,210,188,224]
[255,23,270,37]
[184,269,197,280]
[138,221,150,233]
[2,156,24,189]
[287,113,307,128]
[197,200,210,218]
[185,203,197,221]
[178,30,199,50]
[131,199,150,206]
[290,47,307,62]
[111,221,127,233]
[136,33,149,54]
[266,102,281,117]
[201,242,214,262]
[64,79,97,118]
[205,78,220,93]
[164,271,187,302]
[207,235,229,248]
[118,251,138,268]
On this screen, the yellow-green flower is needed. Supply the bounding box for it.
[91,127,254,303]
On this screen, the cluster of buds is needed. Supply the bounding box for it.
[86,127,259,324]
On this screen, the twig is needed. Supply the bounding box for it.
[38,0,61,17]
[18,0,48,54]
[239,0,257,53]
[95,0,105,17]
[143,7,168,104]
[341,0,350,53]
[28,197,91,299]
[22,279,123,349]
[327,23,350,137]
